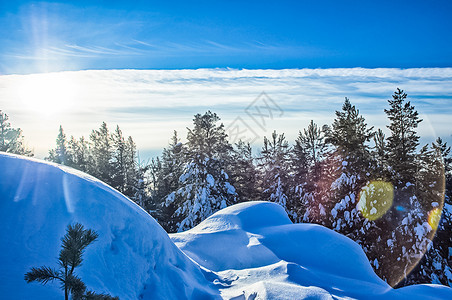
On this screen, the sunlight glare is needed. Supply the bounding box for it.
[15,73,77,116]
[428,207,442,231]
[358,180,394,221]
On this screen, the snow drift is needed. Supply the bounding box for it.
[0,153,219,299]
[171,202,452,299]
[1,153,451,299]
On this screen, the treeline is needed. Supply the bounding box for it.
[143,88,451,287]
[0,111,33,156]
[46,123,147,208]
[1,88,451,287]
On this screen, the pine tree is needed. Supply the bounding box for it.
[151,132,186,230]
[297,120,328,178]
[24,223,118,300]
[293,120,331,223]
[290,130,310,222]
[47,125,71,165]
[165,112,237,232]
[124,136,149,208]
[147,157,167,222]
[68,136,90,172]
[401,138,452,286]
[373,128,388,177]
[161,132,185,199]
[327,98,374,165]
[258,131,294,218]
[89,122,114,184]
[324,97,374,236]
[385,88,422,185]
[0,110,33,156]
[111,126,127,193]
[229,140,259,203]
[364,89,428,286]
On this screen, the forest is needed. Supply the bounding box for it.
[1,88,451,287]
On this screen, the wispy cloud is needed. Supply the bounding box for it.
[0,68,451,159]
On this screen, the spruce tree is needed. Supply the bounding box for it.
[367,89,427,286]
[290,129,310,222]
[165,112,237,232]
[373,128,388,177]
[111,126,127,193]
[47,125,71,165]
[324,97,374,236]
[326,98,374,165]
[258,131,294,218]
[385,88,422,185]
[152,132,186,230]
[24,223,118,300]
[124,136,149,209]
[297,120,328,178]
[401,138,452,286]
[293,120,331,223]
[148,157,167,223]
[89,122,114,184]
[229,140,259,203]
[68,136,90,173]
[0,110,33,156]
[161,131,185,199]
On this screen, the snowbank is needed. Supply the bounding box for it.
[172,201,452,299]
[0,153,219,299]
[1,153,451,299]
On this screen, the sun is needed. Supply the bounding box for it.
[15,73,77,116]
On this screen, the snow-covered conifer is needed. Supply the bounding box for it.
[89,122,115,184]
[385,89,422,185]
[229,140,259,203]
[258,131,295,218]
[165,112,237,232]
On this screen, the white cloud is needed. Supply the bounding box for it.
[0,68,451,159]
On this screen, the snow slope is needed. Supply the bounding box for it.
[1,153,452,299]
[0,153,219,299]
[171,202,452,299]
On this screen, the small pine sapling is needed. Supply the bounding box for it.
[24,223,118,300]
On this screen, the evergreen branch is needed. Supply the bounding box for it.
[66,273,87,299]
[24,266,62,284]
[83,291,120,300]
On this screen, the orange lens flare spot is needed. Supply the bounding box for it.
[358,180,394,221]
[428,207,442,230]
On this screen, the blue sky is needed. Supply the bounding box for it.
[0,1,451,159]
[1,0,451,74]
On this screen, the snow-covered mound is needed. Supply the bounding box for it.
[1,153,452,300]
[171,202,452,299]
[0,153,219,299]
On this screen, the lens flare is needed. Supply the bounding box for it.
[428,207,442,231]
[357,180,394,220]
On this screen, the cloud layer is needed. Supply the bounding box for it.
[1,68,451,159]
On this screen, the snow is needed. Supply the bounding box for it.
[0,153,218,300]
[224,182,236,194]
[1,152,452,299]
[206,174,215,187]
[374,259,379,270]
[172,201,452,299]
